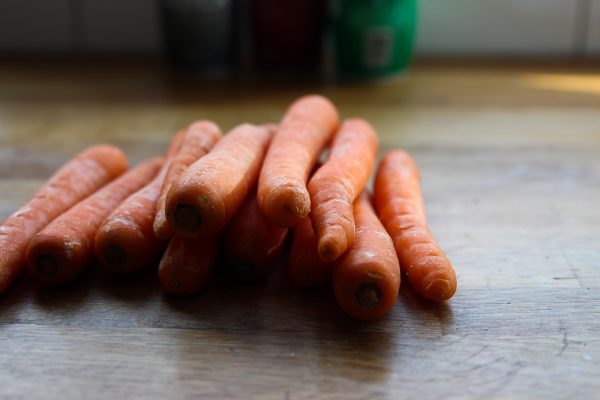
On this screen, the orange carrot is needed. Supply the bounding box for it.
[308,118,378,262]
[158,235,218,295]
[94,133,185,274]
[223,191,288,282]
[0,145,127,293]
[332,193,400,320]
[288,217,333,288]
[154,121,222,239]
[374,150,457,302]
[166,123,274,239]
[26,158,163,285]
[258,95,339,228]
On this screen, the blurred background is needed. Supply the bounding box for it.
[0,0,598,80]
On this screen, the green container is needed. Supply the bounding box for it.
[330,0,417,79]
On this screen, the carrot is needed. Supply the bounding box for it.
[258,95,339,228]
[223,191,288,282]
[308,118,378,262]
[373,150,457,302]
[166,123,274,239]
[158,235,218,295]
[163,129,188,160]
[0,145,127,293]
[288,217,333,288]
[94,133,185,274]
[332,192,400,320]
[26,158,163,285]
[154,121,222,239]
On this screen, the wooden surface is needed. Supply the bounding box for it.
[1,60,599,399]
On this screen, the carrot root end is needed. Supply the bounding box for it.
[283,201,307,219]
[318,246,335,263]
[423,278,454,302]
[317,235,342,262]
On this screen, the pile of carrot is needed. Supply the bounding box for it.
[0,95,457,320]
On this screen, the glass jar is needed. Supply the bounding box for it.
[330,0,417,80]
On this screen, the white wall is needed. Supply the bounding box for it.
[588,0,600,54]
[0,0,598,57]
[415,0,579,56]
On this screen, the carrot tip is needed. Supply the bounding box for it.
[103,245,127,269]
[318,246,335,263]
[36,255,59,278]
[230,257,256,282]
[317,236,341,262]
[424,278,454,301]
[355,284,381,309]
[284,201,310,219]
[175,203,202,231]
[281,188,310,218]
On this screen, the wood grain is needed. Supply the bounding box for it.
[0,60,599,399]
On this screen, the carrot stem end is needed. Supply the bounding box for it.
[36,255,59,278]
[355,283,381,309]
[175,203,202,231]
[103,245,127,269]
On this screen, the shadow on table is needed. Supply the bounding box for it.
[160,266,456,386]
[0,258,456,388]
[0,262,162,320]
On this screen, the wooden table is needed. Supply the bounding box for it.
[0,60,599,399]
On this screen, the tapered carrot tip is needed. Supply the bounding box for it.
[263,186,311,227]
[36,255,59,278]
[420,269,457,301]
[283,194,309,218]
[423,279,454,301]
[318,243,338,263]
[175,204,202,231]
[279,188,310,219]
[318,229,347,262]
[356,284,381,309]
[103,245,127,268]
